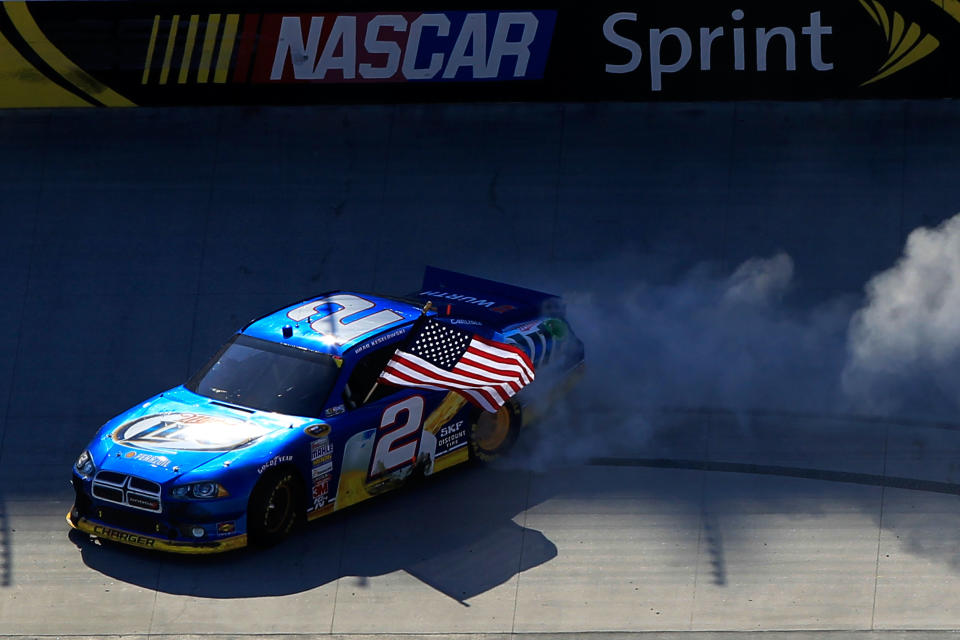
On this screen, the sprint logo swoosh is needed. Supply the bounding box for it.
[858,0,940,85]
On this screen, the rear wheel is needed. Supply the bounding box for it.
[469,399,522,461]
[247,470,302,547]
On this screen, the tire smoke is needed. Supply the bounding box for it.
[509,212,960,467]
[843,214,960,418]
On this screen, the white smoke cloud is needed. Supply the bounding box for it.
[843,213,960,418]
[498,213,960,468]
[508,250,853,468]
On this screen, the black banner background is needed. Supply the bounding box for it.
[3,0,959,106]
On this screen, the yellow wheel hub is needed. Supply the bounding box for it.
[475,406,511,451]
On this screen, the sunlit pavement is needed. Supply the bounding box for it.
[2,102,960,637]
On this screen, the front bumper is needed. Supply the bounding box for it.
[67,507,247,554]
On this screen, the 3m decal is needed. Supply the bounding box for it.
[113,413,268,452]
[369,396,424,478]
[311,473,331,509]
[287,294,404,345]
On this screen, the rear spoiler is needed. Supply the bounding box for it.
[413,266,564,329]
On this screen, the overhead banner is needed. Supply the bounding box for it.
[0,0,958,107]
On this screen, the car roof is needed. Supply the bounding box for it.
[241,291,424,356]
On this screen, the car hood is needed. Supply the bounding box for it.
[90,386,316,482]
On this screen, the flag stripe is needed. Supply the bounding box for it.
[382,367,498,413]
[459,352,525,381]
[457,358,523,392]
[376,317,535,412]
[469,339,535,377]
[474,335,535,371]
[382,361,502,410]
[465,346,533,384]
[388,356,511,405]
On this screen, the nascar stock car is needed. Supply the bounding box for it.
[68,268,585,553]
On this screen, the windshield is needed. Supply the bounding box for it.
[186,334,340,416]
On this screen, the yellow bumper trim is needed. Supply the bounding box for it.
[67,511,247,554]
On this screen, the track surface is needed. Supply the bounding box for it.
[2,101,960,636]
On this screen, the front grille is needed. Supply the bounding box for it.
[92,471,162,513]
[92,485,124,502]
[90,504,168,536]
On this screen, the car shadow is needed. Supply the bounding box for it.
[69,464,556,603]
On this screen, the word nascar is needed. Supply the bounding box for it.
[258,11,557,83]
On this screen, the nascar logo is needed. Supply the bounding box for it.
[259,11,556,83]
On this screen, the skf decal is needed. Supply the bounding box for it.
[436,420,467,454]
[256,11,556,83]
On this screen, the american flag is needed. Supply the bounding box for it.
[378,318,535,413]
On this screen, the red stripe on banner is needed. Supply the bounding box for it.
[473,335,536,372]
[389,357,506,407]
[233,13,262,83]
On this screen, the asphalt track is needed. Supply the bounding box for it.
[2,101,960,638]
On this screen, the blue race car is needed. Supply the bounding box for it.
[68,268,584,553]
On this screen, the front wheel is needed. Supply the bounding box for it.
[469,399,522,462]
[247,470,302,547]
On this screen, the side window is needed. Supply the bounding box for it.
[342,344,401,409]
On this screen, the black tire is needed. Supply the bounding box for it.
[469,399,522,462]
[247,469,302,548]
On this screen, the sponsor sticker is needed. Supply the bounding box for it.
[92,525,156,548]
[436,420,467,453]
[311,474,331,509]
[217,521,236,534]
[311,439,334,474]
[304,423,331,438]
[124,450,171,467]
[257,455,293,474]
[257,11,556,84]
[113,412,268,452]
[324,404,346,418]
[353,327,410,354]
